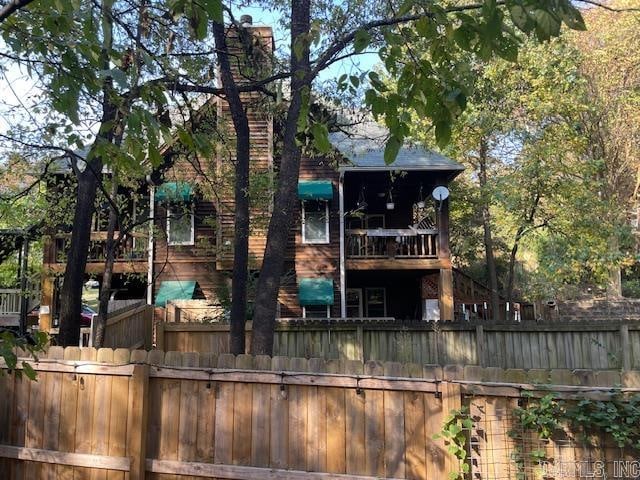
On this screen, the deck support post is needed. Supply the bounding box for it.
[18,238,29,334]
[39,275,54,333]
[339,172,346,318]
[438,268,454,321]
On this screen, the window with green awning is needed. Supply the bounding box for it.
[155,280,197,307]
[155,182,193,202]
[298,277,334,306]
[297,180,333,200]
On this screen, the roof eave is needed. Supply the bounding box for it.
[338,165,465,173]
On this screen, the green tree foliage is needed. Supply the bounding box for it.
[392,36,595,300]
[391,2,640,301]
[0,329,48,380]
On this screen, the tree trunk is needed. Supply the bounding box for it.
[58,166,102,346]
[251,0,311,355]
[506,195,541,319]
[212,22,251,355]
[505,230,522,321]
[478,142,501,322]
[58,0,116,346]
[607,235,622,297]
[94,177,119,348]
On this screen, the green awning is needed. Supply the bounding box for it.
[155,182,193,202]
[298,180,333,200]
[155,280,197,307]
[298,278,334,306]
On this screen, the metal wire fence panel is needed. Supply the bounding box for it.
[468,396,640,480]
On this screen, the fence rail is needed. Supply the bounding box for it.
[1,348,640,480]
[156,320,640,370]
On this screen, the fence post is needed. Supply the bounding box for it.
[144,306,153,350]
[156,321,164,351]
[127,363,150,480]
[620,324,631,371]
[475,325,485,367]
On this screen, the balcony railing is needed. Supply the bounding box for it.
[346,228,438,258]
[54,232,148,263]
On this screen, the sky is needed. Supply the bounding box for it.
[0,7,380,137]
[231,5,380,82]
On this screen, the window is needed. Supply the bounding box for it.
[302,200,329,244]
[365,288,386,317]
[346,288,363,317]
[423,299,440,321]
[167,204,194,245]
[302,305,330,318]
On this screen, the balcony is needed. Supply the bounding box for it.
[346,228,438,258]
[53,232,148,265]
[346,228,447,270]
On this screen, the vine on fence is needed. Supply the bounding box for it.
[438,393,640,480]
[510,392,640,478]
[435,406,472,480]
[514,392,640,448]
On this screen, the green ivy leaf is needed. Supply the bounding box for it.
[435,120,452,147]
[353,29,371,54]
[311,122,331,153]
[560,5,586,31]
[533,10,561,41]
[384,135,402,165]
[22,361,37,381]
[509,5,531,32]
[203,0,223,23]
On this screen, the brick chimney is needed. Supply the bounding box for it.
[222,15,274,86]
[216,17,274,269]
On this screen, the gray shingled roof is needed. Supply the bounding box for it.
[329,121,464,172]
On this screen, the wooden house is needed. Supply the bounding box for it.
[38,19,509,333]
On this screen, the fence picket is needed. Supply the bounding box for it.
[107,349,129,480]
[344,360,365,476]
[233,355,253,467]
[178,352,199,480]
[42,347,63,480]
[24,360,45,480]
[214,354,235,467]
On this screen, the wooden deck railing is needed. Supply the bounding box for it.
[54,232,147,263]
[346,228,438,258]
[0,288,39,326]
[0,289,22,316]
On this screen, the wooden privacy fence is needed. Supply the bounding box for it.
[50,302,153,348]
[156,320,640,370]
[96,302,153,349]
[3,347,640,480]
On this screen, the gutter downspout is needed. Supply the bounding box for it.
[146,185,155,305]
[339,172,346,318]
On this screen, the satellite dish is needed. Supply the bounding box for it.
[432,186,450,201]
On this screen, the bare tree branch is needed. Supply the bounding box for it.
[0,0,35,23]
[576,0,640,12]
